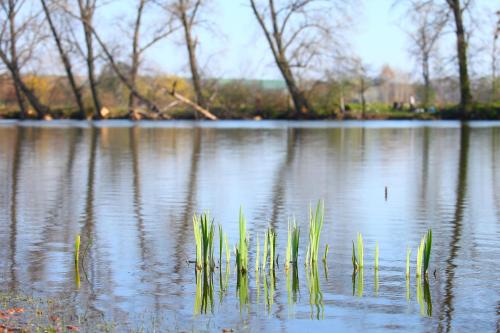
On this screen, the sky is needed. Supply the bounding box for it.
[99,0,497,80]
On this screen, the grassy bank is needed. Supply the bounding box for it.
[0,103,498,120]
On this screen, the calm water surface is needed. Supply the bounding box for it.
[0,120,499,332]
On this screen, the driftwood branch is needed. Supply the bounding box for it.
[169,81,218,120]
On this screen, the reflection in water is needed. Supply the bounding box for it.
[307,264,323,319]
[0,122,498,332]
[8,127,22,290]
[438,124,470,333]
[406,277,410,302]
[286,266,299,307]
[219,265,229,304]
[416,278,432,317]
[264,271,275,313]
[237,271,249,312]
[194,270,214,315]
[353,268,364,298]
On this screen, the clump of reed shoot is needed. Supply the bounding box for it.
[374,241,379,270]
[352,232,364,271]
[286,219,300,271]
[74,234,81,268]
[416,228,432,278]
[255,234,260,272]
[193,212,215,271]
[305,200,324,267]
[423,229,432,278]
[267,228,276,271]
[322,244,329,264]
[236,208,248,273]
[406,246,411,278]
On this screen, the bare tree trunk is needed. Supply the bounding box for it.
[447,0,473,114]
[422,52,431,108]
[0,49,50,118]
[0,0,50,119]
[128,0,146,116]
[250,0,310,117]
[77,0,101,119]
[360,76,366,118]
[7,0,27,118]
[177,0,206,119]
[492,11,499,102]
[41,0,85,117]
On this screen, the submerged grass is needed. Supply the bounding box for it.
[374,241,379,270]
[306,201,325,267]
[193,213,215,270]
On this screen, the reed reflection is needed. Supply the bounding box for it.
[194,270,214,315]
[307,263,323,320]
[416,277,432,317]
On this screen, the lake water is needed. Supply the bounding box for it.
[0,120,499,332]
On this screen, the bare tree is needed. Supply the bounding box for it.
[446,0,473,114]
[40,0,85,117]
[249,0,346,116]
[0,0,50,118]
[491,10,500,101]
[77,0,101,119]
[166,0,207,118]
[128,0,177,118]
[352,57,371,118]
[398,0,449,107]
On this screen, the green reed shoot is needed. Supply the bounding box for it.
[262,229,268,271]
[255,234,260,272]
[224,234,230,265]
[74,234,80,268]
[268,228,276,271]
[357,233,364,268]
[193,212,215,270]
[416,236,425,277]
[286,219,300,270]
[306,200,325,266]
[219,225,223,266]
[423,229,432,278]
[74,234,81,288]
[322,244,329,263]
[406,246,411,278]
[236,208,248,273]
[374,241,379,270]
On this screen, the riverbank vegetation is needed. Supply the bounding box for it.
[0,1,497,121]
